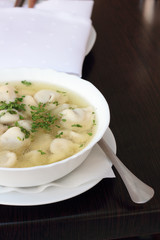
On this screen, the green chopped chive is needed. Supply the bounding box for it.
[21,80,32,86]
[71,124,82,128]
[79,144,84,148]
[53,101,59,106]
[93,120,96,125]
[56,90,66,94]
[17,136,23,141]
[88,132,93,136]
[55,125,60,128]
[0,112,6,118]
[0,98,26,112]
[62,119,66,122]
[16,96,25,102]
[19,115,24,120]
[30,103,58,132]
[38,150,46,155]
[15,121,30,139]
[56,132,63,138]
[7,110,17,114]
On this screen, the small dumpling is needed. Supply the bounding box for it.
[34,89,68,110]
[0,151,17,168]
[21,150,47,167]
[22,95,38,117]
[50,138,78,161]
[59,107,94,132]
[0,85,17,103]
[58,130,89,144]
[0,127,30,151]
[52,104,78,116]
[52,104,70,115]
[0,124,8,135]
[0,110,20,124]
[34,90,60,104]
[17,120,32,131]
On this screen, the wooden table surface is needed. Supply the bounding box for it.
[0,0,160,239]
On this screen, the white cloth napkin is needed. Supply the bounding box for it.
[0,128,116,194]
[0,0,94,76]
[35,0,94,18]
[0,0,93,18]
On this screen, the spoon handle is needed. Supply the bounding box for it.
[98,137,154,204]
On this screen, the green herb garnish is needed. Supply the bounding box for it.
[38,150,46,155]
[53,101,59,106]
[79,144,84,148]
[19,115,24,120]
[88,133,93,136]
[56,90,66,94]
[93,119,96,125]
[17,136,24,141]
[21,80,32,86]
[0,112,6,118]
[71,124,82,128]
[30,103,58,132]
[15,121,30,139]
[55,132,63,138]
[0,97,26,112]
[7,110,17,114]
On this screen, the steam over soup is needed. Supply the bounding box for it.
[0,81,96,168]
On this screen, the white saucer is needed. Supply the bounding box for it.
[0,128,116,206]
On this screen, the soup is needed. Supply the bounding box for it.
[0,80,96,168]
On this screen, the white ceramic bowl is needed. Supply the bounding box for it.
[0,68,110,187]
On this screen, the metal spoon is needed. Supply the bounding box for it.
[98,137,155,204]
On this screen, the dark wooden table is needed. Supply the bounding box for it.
[0,0,160,239]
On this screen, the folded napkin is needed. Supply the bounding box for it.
[35,0,94,18]
[0,0,94,76]
[0,128,116,194]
